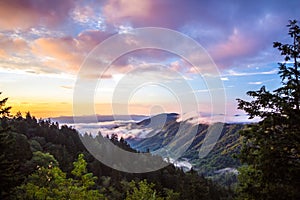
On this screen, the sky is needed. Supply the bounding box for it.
[0,0,299,122]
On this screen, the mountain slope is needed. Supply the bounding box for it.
[126,114,245,175]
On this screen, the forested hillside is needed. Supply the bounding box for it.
[127,116,244,176]
[0,100,233,199]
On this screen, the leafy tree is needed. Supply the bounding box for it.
[71,154,100,194]
[236,20,300,199]
[124,179,180,200]
[125,179,164,200]
[17,154,105,199]
[28,139,43,152]
[24,151,59,174]
[17,163,69,199]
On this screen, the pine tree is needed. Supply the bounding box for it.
[0,92,11,117]
[0,93,32,198]
[236,20,300,200]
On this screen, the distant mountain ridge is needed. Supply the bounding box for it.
[52,114,148,124]
[54,113,245,175]
[126,113,245,175]
[136,113,179,126]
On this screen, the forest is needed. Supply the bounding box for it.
[0,106,232,199]
[0,20,299,199]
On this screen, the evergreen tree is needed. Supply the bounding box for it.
[0,92,11,117]
[0,93,32,198]
[236,20,300,200]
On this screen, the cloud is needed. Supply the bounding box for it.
[71,4,106,30]
[0,34,29,56]
[101,0,299,70]
[0,28,113,75]
[209,28,258,68]
[60,85,73,89]
[103,0,152,25]
[224,69,278,77]
[221,77,229,81]
[169,60,181,71]
[0,49,7,58]
[77,30,112,50]
[248,81,263,85]
[0,0,75,30]
[31,30,112,73]
[1,0,299,78]
[71,5,95,24]
[32,37,81,72]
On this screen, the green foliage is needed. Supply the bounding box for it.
[192,124,243,176]
[17,154,105,200]
[72,154,88,177]
[29,139,43,152]
[0,130,32,198]
[236,165,262,200]
[125,179,163,200]
[164,188,180,200]
[71,153,99,191]
[17,164,68,199]
[236,20,300,199]
[24,151,59,174]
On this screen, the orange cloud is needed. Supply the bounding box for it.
[0,34,28,57]
[31,30,111,73]
[0,49,7,58]
[32,37,81,72]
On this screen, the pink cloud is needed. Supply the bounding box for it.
[0,0,75,30]
[77,30,112,51]
[103,0,152,25]
[209,28,258,68]
[170,60,183,71]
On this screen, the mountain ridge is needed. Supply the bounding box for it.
[126,113,245,175]
[52,114,148,124]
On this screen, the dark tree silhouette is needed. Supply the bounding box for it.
[236,20,300,200]
[0,92,11,117]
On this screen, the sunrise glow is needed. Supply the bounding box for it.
[1,0,299,121]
